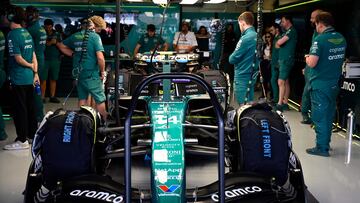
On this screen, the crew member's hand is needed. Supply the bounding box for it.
[29,63,34,70]
[100,71,106,81]
[275,44,280,48]
[33,73,40,86]
[51,38,57,44]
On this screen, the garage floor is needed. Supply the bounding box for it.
[0,98,359,203]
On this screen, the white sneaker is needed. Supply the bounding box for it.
[3,140,30,150]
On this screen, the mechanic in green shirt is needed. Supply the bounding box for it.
[3,6,39,150]
[134,24,168,74]
[305,12,346,157]
[0,30,8,141]
[229,11,258,105]
[25,6,46,121]
[275,15,297,111]
[269,23,281,103]
[301,9,322,125]
[58,15,108,120]
[133,24,168,56]
[44,18,61,103]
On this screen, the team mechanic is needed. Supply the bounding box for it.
[301,9,323,125]
[275,15,297,111]
[58,16,108,120]
[4,6,40,150]
[269,23,281,104]
[25,6,46,122]
[305,11,346,157]
[229,11,258,105]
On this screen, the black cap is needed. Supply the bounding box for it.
[147,24,155,31]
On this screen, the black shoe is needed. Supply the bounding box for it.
[49,97,61,103]
[282,103,290,111]
[274,104,283,112]
[306,147,330,157]
[301,119,312,125]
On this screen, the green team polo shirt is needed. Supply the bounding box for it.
[304,31,318,77]
[229,27,258,77]
[27,20,47,61]
[278,26,297,61]
[138,34,165,53]
[308,27,346,90]
[7,28,34,85]
[0,31,5,69]
[271,34,281,67]
[63,30,104,78]
[45,30,61,60]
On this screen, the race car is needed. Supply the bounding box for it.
[24,51,309,203]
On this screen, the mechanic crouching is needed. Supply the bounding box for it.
[57,16,109,121]
[305,12,346,157]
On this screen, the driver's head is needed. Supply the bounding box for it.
[147,24,156,37]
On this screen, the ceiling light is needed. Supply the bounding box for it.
[180,0,198,4]
[204,0,226,4]
[152,0,168,4]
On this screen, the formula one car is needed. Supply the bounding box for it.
[24,52,309,203]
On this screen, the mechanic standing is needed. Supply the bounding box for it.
[57,16,108,120]
[269,23,281,104]
[4,6,39,150]
[25,6,46,122]
[300,9,322,124]
[275,15,297,111]
[133,24,168,56]
[305,11,346,157]
[43,18,61,103]
[0,30,8,141]
[173,21,198,53]
[229,11,258,105]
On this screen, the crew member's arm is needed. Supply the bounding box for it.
[276,35,289,48]
[229,38,248,65]
[305,38,321,68]
[57,42,73,57]
[305,55,319,68]
[276,29,292,48]
[162,42,169,51]
[173,32,180,52]
[160,36,168,51]
[32,52,40,85]
[94,35,106,80]
[96,51,106,80]
[133,43,141,56]
[14,55,34,69]
[57,34,74,57]
[46,35,57,46]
